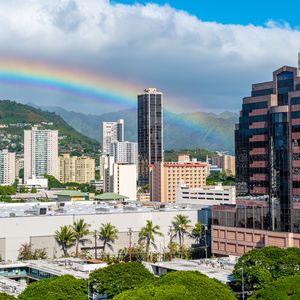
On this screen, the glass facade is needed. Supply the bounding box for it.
[138,89,163,186]
[235,66,300,232]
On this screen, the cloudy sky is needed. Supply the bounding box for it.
[0,0,300,114]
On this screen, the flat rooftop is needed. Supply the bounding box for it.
[0,201,197,218]
[150,257,238,283]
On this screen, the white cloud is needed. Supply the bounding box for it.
[0,0,300,113]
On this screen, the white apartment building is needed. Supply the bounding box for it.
[24,127,58,182]
[113,163,137,200]
[0,150,16,185]
[110,141,138,165]
[102,119,124,154]
[100,154,115,191]
[15,157,24,179]
[176,183,236,206]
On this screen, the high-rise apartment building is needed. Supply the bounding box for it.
[138,88,163,186]
[110,141,138,165]
[59,154,95,184]
[150,154,208,202]
[212,65,300,256]
[102,119,124,154]
[15,156,24,179]
[24,127,58,181]
[0,150,16,185]
[212,154,236,176]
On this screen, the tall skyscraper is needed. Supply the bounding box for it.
[24,127,58,181]
[138,88,163,186]
[0,150,15,185]
[102,119,124,153]
[110,141,138,165]
[212,64,300,256]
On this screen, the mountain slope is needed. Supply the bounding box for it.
[0,100,99,155]
[40,105,238,152]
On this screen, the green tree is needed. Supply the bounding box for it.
[55,225,76,257]
[43,174,64,189]
[99,223,119,253]
[89,262,154,299]
[0,293,15,300]
[249,275,300,300]
[172,214,191,249]
[138,220,162,259]
[30,187,37,193]
[114,271,236,300]
[18,243,47,260]
[18,275,87,300]
[72,218,90,257]
[233,247,300,290]
[191,222,205,244]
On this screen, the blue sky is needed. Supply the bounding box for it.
[114,0,300,27]
[0,0,300,114]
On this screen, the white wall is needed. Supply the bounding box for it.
[0,209,198,261]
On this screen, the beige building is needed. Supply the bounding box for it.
[24,127,58,181]
[150,154,208,202]
[59,154,95,184]
[212,154,235,175]
[0,150,16,185]
[15,157,24,179]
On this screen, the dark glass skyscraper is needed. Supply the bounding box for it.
[138,88,163,186]
[235,65,300,232]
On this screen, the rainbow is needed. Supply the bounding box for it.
[0,57,141,109]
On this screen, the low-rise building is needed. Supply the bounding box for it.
[56,190,88,202]
[150,154,208,202]
[176,184,236,206]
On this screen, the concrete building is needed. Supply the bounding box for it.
[113,163,137,200]
[102,119,124,154]
[59,154,95,184]
[110,141,138,165]
[15,156,24,180]
[0,150,15,186]
[100,154,115,192]
[150,154,208,202]
[176,184,236,206]
[212,63,300,256]
[0,201,199,261]
[212,154,235,176]
[24,127,58,182]
[138,88,163,186]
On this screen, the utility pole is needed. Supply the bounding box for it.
[94,230,97,260]
[128,228,133,262]
[168,226,173,261]
[204,226,208,259]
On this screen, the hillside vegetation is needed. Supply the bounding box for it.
[0,100,99,155]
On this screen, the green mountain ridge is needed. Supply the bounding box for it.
[39,105,238,153]
[0,100,99,155]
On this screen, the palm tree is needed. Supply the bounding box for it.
[172,214,191,248]
[72,218,90,257]
[99,223,119,253]
[138,220,163,258]
[191,222,205,244]
[55,225,76,257]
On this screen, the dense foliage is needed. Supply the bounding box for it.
[18,243,47,260]
[206,171,235,186]
[233,247,300,290]
[0,186,16,195]
[114,271,236,300]
[89,262,154,298]
[18,275,87,300]
[249,275,300,299]
[164,148,215,162]
[0,100,99,155]
[0,293,15,300]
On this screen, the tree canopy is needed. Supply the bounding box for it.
[233,246,300,290]
[0,293,15,300]
[89,262,154,299]
[18,275,87,300]
[249,275,300,300]
[114,271,236,300]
